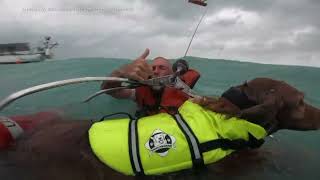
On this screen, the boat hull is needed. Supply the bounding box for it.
[0,54,44,64]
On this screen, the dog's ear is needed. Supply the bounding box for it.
[238,83,258,103]
[237,81,248,92]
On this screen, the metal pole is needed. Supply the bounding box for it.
[0,77,130,112]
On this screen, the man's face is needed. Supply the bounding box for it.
[151,58,173,77]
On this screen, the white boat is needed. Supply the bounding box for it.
[0,36,58,64]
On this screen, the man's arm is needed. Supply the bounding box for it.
[101,70,136,99]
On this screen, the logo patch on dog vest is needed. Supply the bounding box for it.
[145,129,176,157]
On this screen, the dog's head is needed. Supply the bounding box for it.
[228,77,319,133]
[193,78,313,133]
[240,78,306,130]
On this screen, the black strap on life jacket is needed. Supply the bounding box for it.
[128,117,145,176]
[199,133,265,153]
[99,113,144,176]
[99,112,133,121]
[172,113,204,169]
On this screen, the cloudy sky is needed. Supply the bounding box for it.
[0,0,320,67]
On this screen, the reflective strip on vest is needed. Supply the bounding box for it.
[129,118,143,175]
[0,116,24,140]
[88,101,267,175]
[173,113,203,167]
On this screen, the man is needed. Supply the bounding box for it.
[101,48,200,117]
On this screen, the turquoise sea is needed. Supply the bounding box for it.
[0,57,319,179]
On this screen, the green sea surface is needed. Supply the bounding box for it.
[0,57,319,179]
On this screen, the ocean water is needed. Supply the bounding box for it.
[0,57,319,179]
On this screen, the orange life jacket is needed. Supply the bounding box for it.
[135,69,200,117]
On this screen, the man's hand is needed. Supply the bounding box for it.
[101,48,153,99]
[191,96,241,117]
[112,48,153,81]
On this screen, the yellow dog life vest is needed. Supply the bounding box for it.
[89,101,267,176]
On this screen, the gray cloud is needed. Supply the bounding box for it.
[0,0,319,67]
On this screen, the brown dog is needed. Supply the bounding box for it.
[3,78,320,180]
[193,77,320,134]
